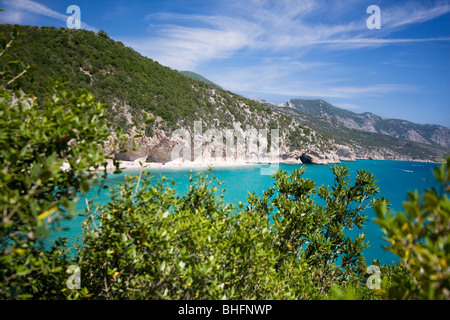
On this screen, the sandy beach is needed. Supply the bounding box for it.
[110,159,263,171]
[59,157,278,173]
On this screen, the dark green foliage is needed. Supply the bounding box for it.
[78,171,284,299]
[97,30,109,39]
[0,24,318,152]
[0,24,285,137]
[246,165,383,294]
[0,25,119,299]
[76,164,382,299]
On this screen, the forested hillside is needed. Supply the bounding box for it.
[1,24,448,163]
[0,24,343,163]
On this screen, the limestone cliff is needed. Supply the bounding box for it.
[112,121,356,166]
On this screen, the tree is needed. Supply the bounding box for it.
[77,170,286,299]
[0,24,118,299]
[247,165,383,294]
[97,30,109,39]
[76,164,382,299]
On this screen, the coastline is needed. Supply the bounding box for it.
[104,157,443,172]
[111,159,262,171]
[60,157,443,173]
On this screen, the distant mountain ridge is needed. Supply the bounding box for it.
[281,99,450,148]
[179,71,220,88]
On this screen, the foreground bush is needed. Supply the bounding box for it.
[1,19,447,300]
[0,24,118,299]
[76,164,382,299]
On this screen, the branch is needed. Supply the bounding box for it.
[0,38,13,58]
[6,67,28,86]
[85,196,100,232]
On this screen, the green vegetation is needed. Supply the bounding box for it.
[75,164,383,299]
[374,158,449,299]
[1,21,448,300]
[0,25,120,299]
[0,24,290,137]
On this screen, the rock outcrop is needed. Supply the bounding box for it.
[300,149,340,165]
[107,101,440,166]
[281,150,303,164]
[111,125,351,166]
[336,146,356,162]
[147,138,178,163]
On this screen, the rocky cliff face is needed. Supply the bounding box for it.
[113,124,356,165]
[110,94,446,165]
[104,80,441,166]
[104,98,449,165]
[286,99,450,149]
[108,94,359,165]
[271,101,449,163]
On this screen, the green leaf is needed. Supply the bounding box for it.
[81,180,90,193]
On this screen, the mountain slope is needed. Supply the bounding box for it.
[283,99,450,148]
[272,103,449,162]
[2,24,447,164]
[1,24,345,164]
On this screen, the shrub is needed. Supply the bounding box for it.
[78,171,284,299]
[76,164,382,299]
[247,165,383,294]
[0,25,118,299]
[374,156,450,300]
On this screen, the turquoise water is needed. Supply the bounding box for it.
[50,160,439,266]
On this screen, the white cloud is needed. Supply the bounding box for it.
[210,59,334,94]
[125,26,249,70]
[215,62,416,100]
[6,0,67,21]
[328,84,416,97]
[382,0,450,30]
[124,12,261,69]
[123,0,450,71]
[0,8,25,24]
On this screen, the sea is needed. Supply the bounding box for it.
[48,160,440,266]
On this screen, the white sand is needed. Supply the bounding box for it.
[115,159,262,171]
[60,158,276,172]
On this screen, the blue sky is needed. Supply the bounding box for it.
[1,0,449,127]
